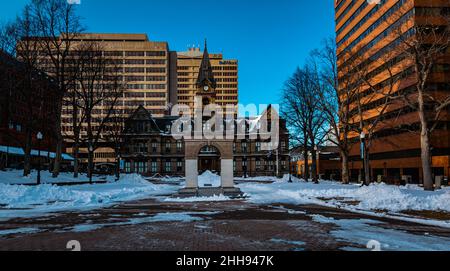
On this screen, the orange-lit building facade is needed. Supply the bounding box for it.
[335,0,450,184]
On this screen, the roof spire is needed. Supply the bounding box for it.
[196,38,216,88]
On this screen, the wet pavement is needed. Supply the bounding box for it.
[0,199,449,251]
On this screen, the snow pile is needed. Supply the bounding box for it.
[310,215,450,251]
[238,180,450,212]
[235,174,303,183]
[0,170,116,185]
[198,171,221,187]
[0,173,178,220]
[280,174,304,183]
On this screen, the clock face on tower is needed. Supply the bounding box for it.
[203,85,209,91]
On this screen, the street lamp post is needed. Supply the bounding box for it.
[360,132,366,186]
[37,132,43,185]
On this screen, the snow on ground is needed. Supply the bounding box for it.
[65,211,217,234]
[270,239,306,251]
[235,174,303,183]
[0,227,42,236]
[238,180,450,213]
[1,170,450,226]
[0,170,116,185]
[0,172,178,220]
[310,215,450,251]
[198,171,222,187]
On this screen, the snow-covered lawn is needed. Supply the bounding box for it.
[0,171,177,220]
[1,170,449,226]
[238,180,450,213]
[0,170,117,185]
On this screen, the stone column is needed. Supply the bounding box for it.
[185,159,198,188]
[221,159,234,188]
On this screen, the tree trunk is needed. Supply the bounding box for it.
[88,145,94,185]
[73,142,79,179]
[0,154,5,171]
[23,130,32,177]
[115,154,121,181]
[311,147,318,184]
[416,87,434,191]
[419,114,434,191]
[341,150,349,184]
[421,131,433,191]
[303,147,309,182]
[364,151,371,186]
[52,100,63,178]
[303,129,309,181]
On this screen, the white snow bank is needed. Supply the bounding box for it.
[235,174,303,183]
[198,171,221,187]
[0,173,178,220]
[0,169,116,185]
[238,180,450,213]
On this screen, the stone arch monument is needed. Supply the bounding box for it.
[177,139,243,198]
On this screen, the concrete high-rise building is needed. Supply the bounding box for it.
[335,0,450,184]
[176,42,239,113]
[28,34,239,168]
[59,34,176,166]
[69,34,175,119]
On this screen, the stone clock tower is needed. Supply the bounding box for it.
[195,40,217,109]
[175,40,243,199]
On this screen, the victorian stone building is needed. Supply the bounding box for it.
[121,43,290,178]
[121,105,290,177]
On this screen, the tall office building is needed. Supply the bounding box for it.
[177,43,239,113]
[59,34,176,165]
[28,34,239,167]
[335,0,450,183]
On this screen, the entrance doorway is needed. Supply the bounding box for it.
[198,145,221,174]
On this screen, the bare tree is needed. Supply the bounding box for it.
[0,6,55,177]
[103,110,126,181]
[281,67,310,181]
[63,68,86,178]
[28,0,84,178]
[349,46,403,186]
[390,5,450,190]
[312,38,361,184]
[305,64,327,183]
[281,66,327,183]
[72,42,124,183]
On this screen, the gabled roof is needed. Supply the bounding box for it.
[125,105,161,133]
[196,40,216,88]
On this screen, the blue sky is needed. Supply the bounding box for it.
[0,0,335,112]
